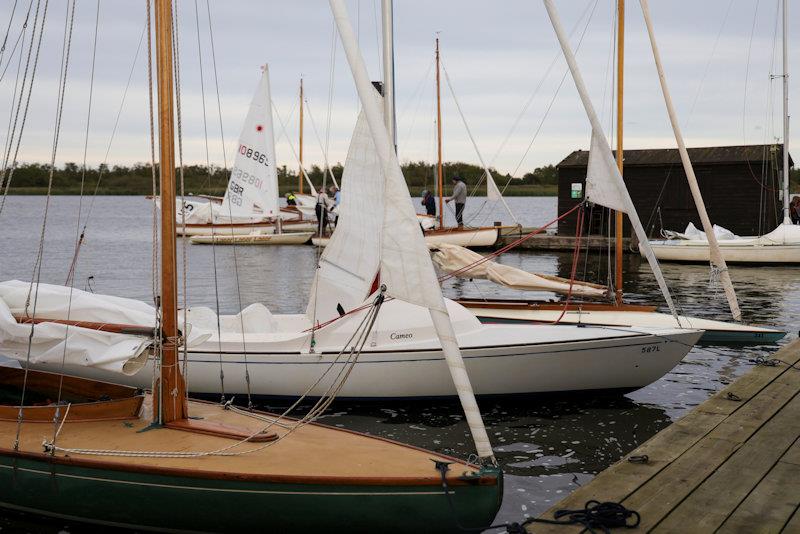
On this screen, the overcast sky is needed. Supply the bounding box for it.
[2,0,797,177]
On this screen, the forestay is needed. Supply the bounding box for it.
[221,66,279,220]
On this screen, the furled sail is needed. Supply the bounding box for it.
[432,243,606,297]
[221,66,279,220]
[306,92,385,323]
[0,281,208,375]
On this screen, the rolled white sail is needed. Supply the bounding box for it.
[432,243,606,297]
[221,66,279,220]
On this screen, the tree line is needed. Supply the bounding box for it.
[4,161,560,196]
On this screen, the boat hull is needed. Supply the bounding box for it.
[313,226,499,249]
[647,240,800,264]
[0,448,501,533]
[459,300,786,345]
[190,232,314,245]
[46,329,702,399]
[177,220,317,237]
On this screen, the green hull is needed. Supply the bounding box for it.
[0,454,502,533]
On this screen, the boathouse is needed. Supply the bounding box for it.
[556,144,793,238]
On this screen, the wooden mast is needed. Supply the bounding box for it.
[435,37,444,229]
[299,77,305,195]
[153,0,187,423]
[614,0,624,305]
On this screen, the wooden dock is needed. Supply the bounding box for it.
[497,226,634,252]
[529,338,800,533]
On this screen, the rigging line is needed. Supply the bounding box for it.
[50,0,78,455]
[1,21,25,174]
[0,0,20,68]
[0,0,32,84]
[205,0,227,171]
[145,0,161,399]
[305,96,339,188]
[683,0,734,131]
[15,0,58,452]
[439,56,518,224]
[192,0,225,401]
[0,0,42,217]
[78,20,148,229]
[272,100,317,193]
[173,0,189,389]
[489,0,597,169]
[65,0,100,286]
[742,0,761,146]
[507,0,600,184]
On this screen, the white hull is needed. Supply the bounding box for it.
[312,226,499,249]
[189,232,313,246]
[647,240,800,263]
[177,220,317,237]
[460,302,785,344]
[35,299,702,399]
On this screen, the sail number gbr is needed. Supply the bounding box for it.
[239,144,270,166]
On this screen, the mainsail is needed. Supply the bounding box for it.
[221,66,279,220]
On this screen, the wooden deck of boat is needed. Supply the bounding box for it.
[2,396,473,483]
[529,337,800,533]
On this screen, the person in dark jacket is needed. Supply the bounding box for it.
[421,190,436,217]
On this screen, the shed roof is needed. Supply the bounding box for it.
[557,144,793,168]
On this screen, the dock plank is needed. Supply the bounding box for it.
[654,393,800,531]
[718,439,800,533]
[528,339,800,534]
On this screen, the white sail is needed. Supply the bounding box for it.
[221,66,279,220]
[586,129,626,212]
[307,94,384,323]
[330,0,495,462]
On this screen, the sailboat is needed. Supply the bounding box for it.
[162,70,316,238]
[0,1,503,530]
[189,66,314,246]
[454,0,786,344]
[22,5,705,401]
[647,0,798,264]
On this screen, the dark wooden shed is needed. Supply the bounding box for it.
[557,144,792,238]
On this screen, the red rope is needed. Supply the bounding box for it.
[438,202,584,282]
[550,204,585,324]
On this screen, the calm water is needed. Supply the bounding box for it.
[0,195,797,532]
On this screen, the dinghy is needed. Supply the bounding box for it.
[0,3,503,529]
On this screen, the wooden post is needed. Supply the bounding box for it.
[299,77,304,195]
[153,0,187,423]
[435,37,444,228]
[614,0,624,306]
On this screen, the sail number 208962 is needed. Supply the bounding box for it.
[239,144,269,166]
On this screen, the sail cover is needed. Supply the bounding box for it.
[0,281,209,375]
[221,66,279,220]
[306,91,385,323]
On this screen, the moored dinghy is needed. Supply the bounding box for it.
[0,1,503,530]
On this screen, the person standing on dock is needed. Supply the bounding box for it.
[315,187,332,236]
[421,190,436,217]
[791,196,800,224]
[445,176,467,227]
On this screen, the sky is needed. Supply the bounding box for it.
[1,0,797,177]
